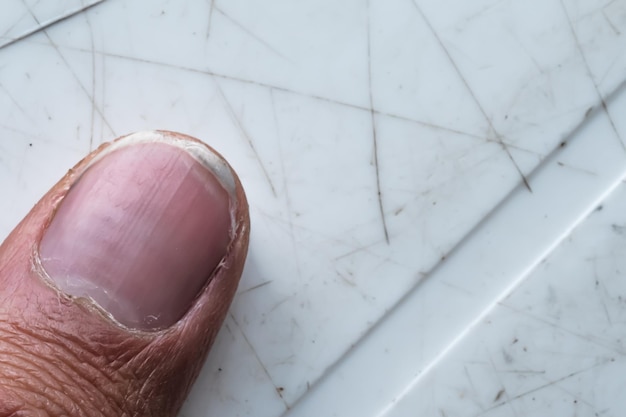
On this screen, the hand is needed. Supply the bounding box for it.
[0,131,249,416]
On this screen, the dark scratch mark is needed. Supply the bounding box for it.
[576,0,618,20]
[486,353,517,416]
[479,362,609,415]
[238,280,272,295]
[565,395,591,410]
[461,0,507,24]
[559,0,626,152]
[229,313,290,410]
[387,112,482,138]
[84,11,97,151]
[14,146,27,188]
[270,88,303,281]
[290,317,301,333]
[410,0,532,192]
[371,120,389,243]
[494,388,505,402]
[214,6,287,60]
[500,146,533,192]
[510,33,544,75]
[206,0,216,40]
[0,122,39,140]
[213,80,278,197]
[502,349,513,364]
[601,299,612,325]
[337,271,356,287]
[499,369,546,375]
[100,50,107,142]
[411,140,514,198]
[224,322,233,337]
[611,224,626,235]
[593,260,615,326]
[333,238,386,261]
[554,160,597,176]
[0,82,32,121]
[21,5,116,137]
[68,48,489,140]
[545,373,598,411]
[253,208,396,264]
[0,7,28,40]
[0,0,107,51]
[597,54,623,87]
[440,280,474,297]
[500,303,626,356]
[487,140,542,158]
[602,9,621,35]
[42,32,116,136]
[463,366,482,407]
[268,296,292,314]
[367,0,390,244]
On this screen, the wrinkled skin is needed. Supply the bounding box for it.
[0,133,249,416]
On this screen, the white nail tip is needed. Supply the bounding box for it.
[90,131,237,197]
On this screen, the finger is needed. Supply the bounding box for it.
[0,130,249,417]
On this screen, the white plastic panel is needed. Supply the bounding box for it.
[0,1,625,416]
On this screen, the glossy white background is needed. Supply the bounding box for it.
[1,1,626,416]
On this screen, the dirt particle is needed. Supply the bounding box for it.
[494,388,505,402]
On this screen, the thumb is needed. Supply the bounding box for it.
[0,131,249,416]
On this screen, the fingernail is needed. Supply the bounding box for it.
[39,131,235,331]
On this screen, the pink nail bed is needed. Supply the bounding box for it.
[39,131,235,330]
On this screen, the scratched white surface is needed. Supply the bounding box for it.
[1,1,626,416]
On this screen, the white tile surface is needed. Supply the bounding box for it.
[1,1,626,416]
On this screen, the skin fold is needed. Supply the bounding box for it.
[0,132,250,416]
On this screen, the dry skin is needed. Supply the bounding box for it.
[0,131,250,416]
